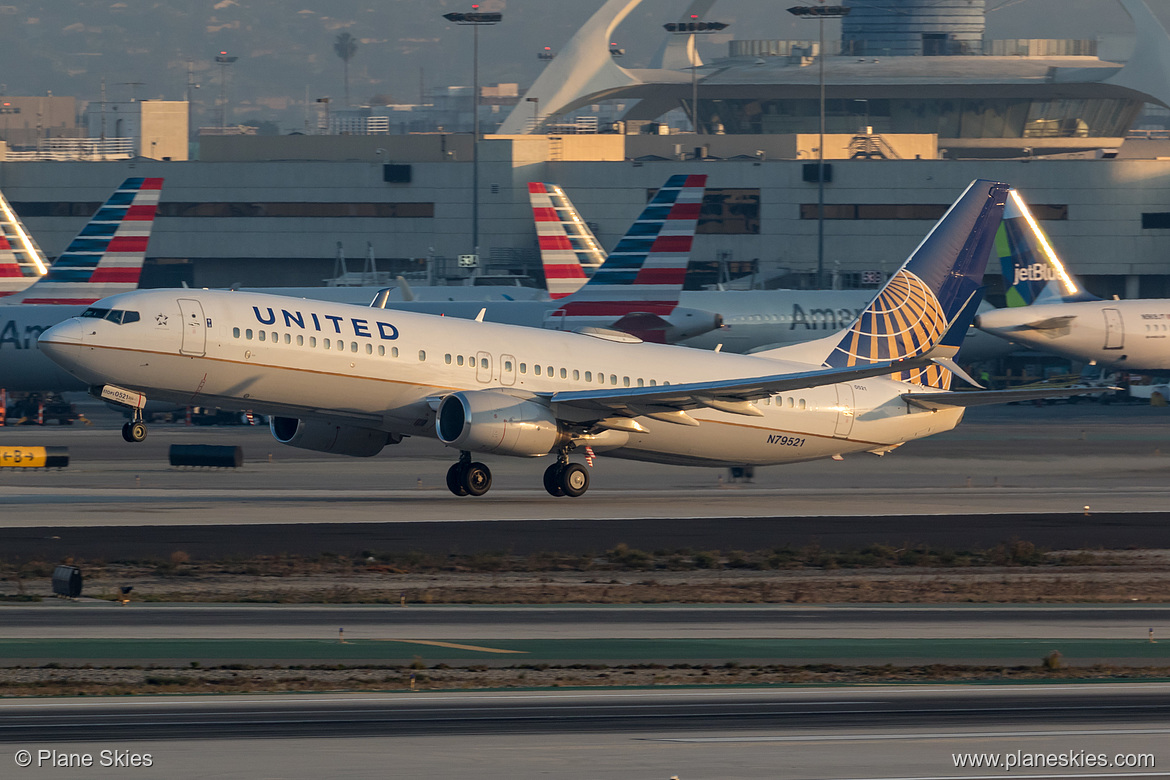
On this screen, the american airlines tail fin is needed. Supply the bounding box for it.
[528,182,606,299]
[0,188,49,298]
[7,177,163,305]
[546,174,715,341]
[999,189,1096,307]
[759,180,1010,389]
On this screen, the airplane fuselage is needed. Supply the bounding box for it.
[41,289,964,468]
[976,300,1170,372]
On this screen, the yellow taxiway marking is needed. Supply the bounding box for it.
[376,639,527,654]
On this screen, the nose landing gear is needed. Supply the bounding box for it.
[446,451,492,497]
[121,410,148,443]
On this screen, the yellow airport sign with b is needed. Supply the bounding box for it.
[0,446,70,468]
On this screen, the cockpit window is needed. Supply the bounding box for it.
[80,307,140,325]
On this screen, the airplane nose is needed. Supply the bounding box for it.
[38,318,84,366]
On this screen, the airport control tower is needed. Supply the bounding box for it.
[841,0,986,57]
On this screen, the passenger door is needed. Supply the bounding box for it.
[833,383,855,438]
[1102,307,1124,350]
[177,298,206,356]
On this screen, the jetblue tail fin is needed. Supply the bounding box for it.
[8,177,162,305]
[528,182,606,299]
[547,174,707,338]
[0,188,49,298]
[758,181,1008,387]
[998,189,1096,307]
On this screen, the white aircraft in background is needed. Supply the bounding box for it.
[370,174,721,344]
[0,178,163,392]
[975,189,1170,372]
[527,178,1011,361]
[0,187,49,298]
[40,179,1094,496]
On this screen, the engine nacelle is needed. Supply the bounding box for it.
[270,416,395,457]
[436,390,563,457]
[663,306,724,341]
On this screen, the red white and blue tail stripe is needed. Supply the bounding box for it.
[0,188,49,298]
[8,177,162,305]
[528,182,606,300]
[547,174,706,331]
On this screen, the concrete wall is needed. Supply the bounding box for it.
[0,154,1168,295]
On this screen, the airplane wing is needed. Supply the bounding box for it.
[545,353,940,421]
[901,385,1115,410]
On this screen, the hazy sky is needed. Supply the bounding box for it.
[0,0,1165,125]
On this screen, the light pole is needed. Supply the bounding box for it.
[663,17,729,135]
[185,60,200,143]
[787,4,849,289]
[443,6,502,265]
[215,51,238,130]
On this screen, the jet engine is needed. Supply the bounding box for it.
[436,390,564,457]
[270,416,396,457]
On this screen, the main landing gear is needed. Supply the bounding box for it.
[446,452,492,497]
[543,454,589,498]
[444,451,591,498]
[121,409,148,443]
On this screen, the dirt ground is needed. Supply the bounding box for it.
[5,548,1169,604]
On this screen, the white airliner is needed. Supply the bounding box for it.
[520,178,1012,360]
[0,178,163,393]
[974,190,1170,372]
[42,180,1095,497]
[370,174,721,344]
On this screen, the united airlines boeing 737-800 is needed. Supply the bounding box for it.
[40,180,1083,497]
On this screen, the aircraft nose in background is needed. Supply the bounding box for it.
[37,318,84,366]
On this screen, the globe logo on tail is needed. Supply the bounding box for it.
[828,268,951,388]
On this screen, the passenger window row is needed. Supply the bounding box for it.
[231,327,399,358]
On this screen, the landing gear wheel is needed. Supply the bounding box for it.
[558,463,589,498]
[543,463,565,497]
[446,462,469,496]
[121,420,148,443]
[463,462,492,497]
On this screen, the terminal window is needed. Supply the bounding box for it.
[11,202,435,219]
[645,187,760,235]
[1142,213,1170,229]
[801,203,1068,220]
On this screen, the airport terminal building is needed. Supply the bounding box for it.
[2,0,1170,300]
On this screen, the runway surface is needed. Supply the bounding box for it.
[2,406,1170,534]
[2,685,1168,778]
[5,603,1170,640]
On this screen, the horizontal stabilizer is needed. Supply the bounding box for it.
[901,385,1115,410]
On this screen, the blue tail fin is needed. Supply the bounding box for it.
[8,177,162,305]
[998,189,1096,307]
[548,174,706,332]
[822,179,1009,387]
